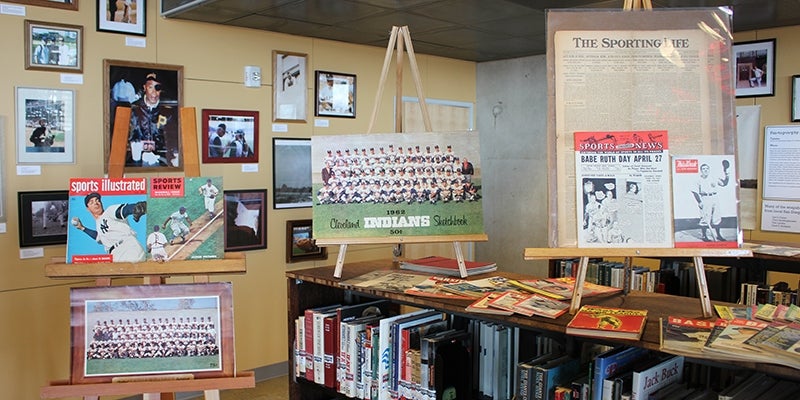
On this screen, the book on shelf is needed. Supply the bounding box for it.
[566,305,648,341]
[392,311,448,396]
[465,292,515,316]
[403,275,473,300]
[295,316,305,378]
[659,316,715,358]
[517,352,562,400]
[377,308,435,400]
[630,355,684,400]
[531,354,581,400]
[303,303,341,382]
[399,255,497,276]
[590,346,649,400]
[432,329,472,400]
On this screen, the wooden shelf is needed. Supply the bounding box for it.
[523,247,752,260]
[44,252,247,279]
[41,371,255,399]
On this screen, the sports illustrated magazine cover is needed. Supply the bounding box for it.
[310,131,484,240]
[145,177,224,261]
[67,178,149,263]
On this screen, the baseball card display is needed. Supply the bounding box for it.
[67,178,149,263]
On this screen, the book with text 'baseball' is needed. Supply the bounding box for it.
[67,177,149,264]
[146,176,224,261]
[566,305,648,341]
[659,316,716,358]
[399,255,497,276]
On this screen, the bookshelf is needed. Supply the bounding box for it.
[285,259,799,400]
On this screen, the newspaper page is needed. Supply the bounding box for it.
[672,155,740,248]
[574,131,671,247]
[551,16,734,246]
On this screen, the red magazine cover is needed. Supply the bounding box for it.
[566,305,648,340]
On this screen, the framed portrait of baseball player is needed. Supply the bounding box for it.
[223,189,267,251]
[17,190,68,247]
[286,219,327,263]
[97,0,145,36]
[272,50,307,122]
[15,86,75,164]
[201,109,259,164]
[103,59,183,172]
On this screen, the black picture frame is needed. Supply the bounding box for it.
[314,70,356,118]
[17,190,68,247]
[733,39,776,98]
[201,109,259,164]
[273,138,312,209]
[97,0,146,36]
[286,219,327,263]
[223,189,267,251]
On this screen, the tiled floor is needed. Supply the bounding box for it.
[187,375,289,400]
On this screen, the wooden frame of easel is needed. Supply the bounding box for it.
[317,26,488,279]
[41,106,253,400]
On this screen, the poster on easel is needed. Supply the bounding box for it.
[311,131,484,240]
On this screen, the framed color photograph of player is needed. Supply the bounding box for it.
[272,50,307,122]
[315,71,356,118]
[223,189,267,251]
[103,59,183,171]
[70,282,235,384]
[273,138,312,209]
[201,109,259,164]
[97,0,145,36]
[286,219,327,263]
[733,39,776,98]
[17,190,68,247]
[15,87,75,164]
[24,20,83,73]
[3,0,78,11]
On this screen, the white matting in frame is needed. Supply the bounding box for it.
[15,87,75,164]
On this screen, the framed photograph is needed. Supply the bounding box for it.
[793,75,800,122]
[15,87,75,164]
[70,282,235,384]
[3,0,77,11]
[272,51,307,122]
[733,39,776,98]
[97,0,145,36]
[273,138,312,209]
[201,109,259,164]
[286,219,327,263]
[0,116,6,223]
[223,189,267,251]
[315,70,356,118]
[103,59,183,171]
[24,20,83,73]
[17,190,68,247]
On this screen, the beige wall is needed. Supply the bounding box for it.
[0,5,475,399]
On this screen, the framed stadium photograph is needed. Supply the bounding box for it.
[201,109,259,164]
[17,190,68,247]
[314,70,356,118]
[97,0,145,36]
[286,219,327,263]
[15,87,75,164]
[223,189,267,252]
[70,282,235,384]
[272,50,307,122]
[273,138,312,209]
[24,20,83,73]
[4,0,78,11]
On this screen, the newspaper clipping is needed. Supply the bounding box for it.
[574,130,672,247]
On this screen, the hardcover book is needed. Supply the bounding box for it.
[67,177,149,263]
[630,355,684,400]
[590,346,649,400]
[566,305,648,340]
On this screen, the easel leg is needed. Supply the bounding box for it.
[569,257,589,314]
[333,244,348,278]
[204,389,221,400]
[693,256,713,317]
[452,241,467,278]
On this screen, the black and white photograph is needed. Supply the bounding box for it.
[315,70,356,118]
[24,20,83,73]
[733,39,776,98]
[223,189,267,251]
[97,0,146,36]
[273,138,313,209]
[17,190,68,247]
[15,87,75,164]
[272,51,307,122]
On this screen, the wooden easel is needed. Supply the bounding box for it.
[317,26,488,278]
[42,107,253,400]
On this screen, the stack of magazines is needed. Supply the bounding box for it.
[399,256,497,277]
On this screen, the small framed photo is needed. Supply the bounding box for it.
[733,39,776,98]
[70,282,235,384]
[286,219,327,263]
[792,75,800,122]
[4,0,78,11]
[104,59,183,171]
[315,71,356,118]
[97,0,145,36]
[273,138,312,209]
[223,189,267,251]
[15,87,75,164]
[24,20,83,73]
[272,51,308,122]
[201,109,259,164]
[17,190,68,247]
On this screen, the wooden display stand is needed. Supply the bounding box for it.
[41,107,254,399]
[523,247,752,317]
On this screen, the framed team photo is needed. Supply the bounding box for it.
[201,109,259,164]
[103,59,183,171]
[314,71,356,118]
[272,50,307,122]
[223,189,267,252]
[733,39,776,98]
[286,219,327,263]
[17,190,68,247]
[70,282,235,384]
[97,0,146,36]
[273,138,313,209]
[4,0,78,11]
[24,20,83,73]
[15,87,75,164]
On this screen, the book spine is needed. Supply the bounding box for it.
[304,309,315,381]
[295,316,305,378]
[323,315,338,388]
[533,365,548,400]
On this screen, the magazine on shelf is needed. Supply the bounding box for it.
[464,293,514,316]
[398,255,497,276]
[659,316,715,358]
[511,277,621,300]
[511,294,569,319]
[341,270,430,292]
[403,276,472,300]
[566,305,648,340]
